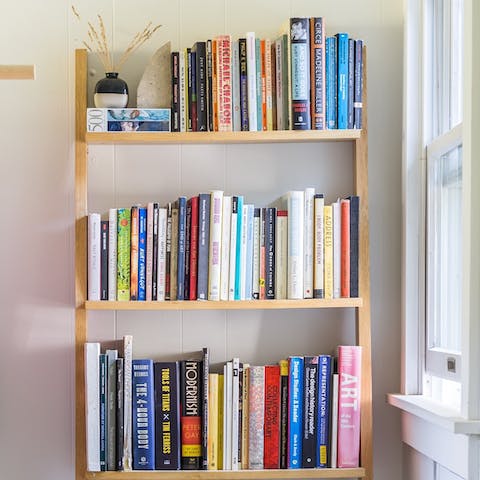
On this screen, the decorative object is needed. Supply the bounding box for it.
[94,72,128,108]
[137,42,172,108]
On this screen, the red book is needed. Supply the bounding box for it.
[189,196,199,300]
[264,365,281,469]
[340,198,350,297]
[337,345,362,468]
[130,205,139,300]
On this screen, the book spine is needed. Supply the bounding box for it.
[116,208,131,301]
[223,361,233,470]
[85,342,101,471]
[259,208,266,299]
[122,335,133,471]
[275,37,284,130]
[179,50,187,132]
[237,363,244,468]
[130,206,139,300]
[212,40,219,131]
[108,208,117,301]
[323,205,333,299]
[270,40,277,130]
[132,359,155,470]
[316,355,332,468]
[184,199,192,300]
[332,200,341,299]
[313,194,325,298]
[260,39,267,130]
[265,38,273,130]
[217,373,224,469]
[146,203,154,301]
[171,51,180,132]
[241,366,250,469]
[207,40,214,132]
[287,356,304,468]
[239,204,249,300]
[232,40,241,131]
[88,213,101,301]
[287,191,305,299]
[189,196,199,300]
[340,198,351,297]
[99,355,106,470]
[217,35,233,132]
[310,17,326,130]
[330,373,339,468]
[279,359,289,469]
[220,196,232,300]
[115,358,124,470]
[157,207,167,301]
[138,207,147,301]
[275,209,288,299]
[181,360,202,469]
[197,193,211,300]
[290,18,311,129]
[304,187,315,298]
[354,40,363,129]
[208,190,223,300]
[228,196,238,300]
[252,208,261,299]
[264,365,281,469]
[195,42,208,131]
[231,358,240,470]
[154,362,181,470]
[202,348,210,470]
[347,38,355,129]
[106,349,118,471]
[239,38,249,131]
[326,37,337,129]
[248,366,265,469]
[244,204,255,300]
[348,196,360,297]
[208,373,219,469]
[190,49,198,131]
[100,220,109,300]
[234,195,244,300]
[337,346,362,468]
[302,356,318,468]
[255,38,263,131]
[265,207,276,299]
[177,196,187,300]
[165,203,172,300]
[152,203,159,300]
[170,205,179,300]
[336,33,349,129]
[246,32,258,131]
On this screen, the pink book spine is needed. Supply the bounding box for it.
[146,202,154,301]
[216,35,232,132]
[337,345,362,468]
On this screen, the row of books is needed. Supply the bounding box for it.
[87,189,360,301]
[170,17,364,133]
[85,338,361,471]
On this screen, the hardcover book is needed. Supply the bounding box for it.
[248,366,265,470]
[176,196,187,300]
[197,193,211,300]
[130,206,139,301]
[100,220,109,300]
[326,37,338,129]
[264,365,281,469]
[310,17,326,129]
[157,207,167,301]
[316,354,332,467]
[340,198,351,297]
[146,203,154,301]
[313,194,325,298]
[106,349,118,471]
[246,32,258,131]
[138,207,147,301]
[193,41,208,131]
[304,187,315,299]
[208,190,223,300]
[323,204,333,299]
[288,355,304,468]
[354,40,364,129]
[171,52,180,132]
[279,359,289,469]
[238,38,249,131]
[85,342,101,471]
[116,208,131,301]
[302,356,318,468]
[86,108,171,132]
[88,213,101,301]
[208,373,219,469]
[108,208,117,301]
[188,196,199,300]
[336,33,349,129]
[216,35,233,132]
[286,191,305,299]
[265,207,276,299]
[348,195,360,297]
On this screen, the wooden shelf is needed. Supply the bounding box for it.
[85,298,363,311]
[84,467,366,479]
[85,129,361,145]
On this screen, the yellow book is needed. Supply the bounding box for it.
[208,374,219,470]
[217,373,224,470]
[324,204,333,299]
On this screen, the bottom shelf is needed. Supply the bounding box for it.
[85,468,366,479]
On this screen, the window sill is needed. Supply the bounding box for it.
[387,393,480,434]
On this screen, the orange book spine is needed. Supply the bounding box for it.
[340,198,350,297]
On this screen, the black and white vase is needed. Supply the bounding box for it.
[94,72,129,108]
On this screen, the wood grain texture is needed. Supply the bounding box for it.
[0,65,35,79]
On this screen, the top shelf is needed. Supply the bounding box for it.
[85,129,362,145]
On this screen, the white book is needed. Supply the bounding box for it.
[228,197,239,300]
[88,213,101,301]
[208,190,224,300]
[122,334,133,471]
[286,191,305,299]
[330,373,340,468]
[244,204,255,300]
[220,196,232,300]
[252,209,261,299]
[246,32,258,131]
[313,194,325,298]
[248,366,264,469]
[275,209,288,299]
[223,361,233,470]
[146,202,154,301]
[232,40,241,132]
[105,349,118,471]
[239,204,249,300]
[332,199,341,298]
[85,342,101,472]
[231,357,240,470]
[304,187,315,298]
[179,50,187,132]
[157,207,167,301]
[108,208,117,301]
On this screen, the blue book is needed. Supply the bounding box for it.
[325,37,337,129]
[176,196,187,300]
[336,33,349,129]
[132,359,155,470]
[316,355,332,467]
[197,193,211,300]
[99,353,107,471]
[255,38,263,131]
[138,207,147,301]
[244,204,255,299]
[288,356,304,468]
[354,40,364,129]
[347,38,355,129]
[234,195,244,300]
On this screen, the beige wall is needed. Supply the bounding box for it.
[0,1,403,479]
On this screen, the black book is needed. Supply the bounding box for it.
[302,356,319,468]
[265,207,276,299]
[115,358,124,470]
[171,52,180,132]
[152,203,159,300]
[348,195,360,297]
[165,203,172,300]
[100,220,109,300]
[206,40,214,131]
[193,41,207,131]
[238,38,249,131]
[154,362,181,470]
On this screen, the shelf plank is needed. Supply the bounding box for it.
[85,298,363,311]
[0,65,35,80]
[85,467,366,479]
[85,129,361,145]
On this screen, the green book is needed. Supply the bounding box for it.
[117,208,131,301]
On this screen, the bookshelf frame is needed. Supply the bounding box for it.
[75,48,372,480]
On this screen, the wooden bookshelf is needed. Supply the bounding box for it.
[75,44,373,480]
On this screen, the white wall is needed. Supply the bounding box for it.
[0,1,403,479]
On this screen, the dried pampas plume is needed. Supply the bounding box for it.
[72,5,161,73]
